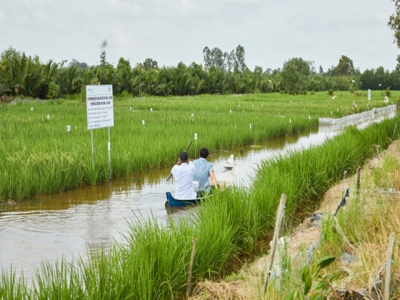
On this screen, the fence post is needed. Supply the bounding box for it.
[264,194,287,294]
[186,238,198,300]
[384,232,395,300]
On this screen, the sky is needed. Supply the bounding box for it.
[0,0,399,73]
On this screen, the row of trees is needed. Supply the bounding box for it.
[0,46,399,101]
[202,45,247,72]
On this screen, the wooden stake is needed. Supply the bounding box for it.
[186,238,197,300]
[264,194,287,294]
[384,232,395,300]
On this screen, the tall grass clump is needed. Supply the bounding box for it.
[32,259,85,299]
[0,269,27,300]
[342,198,400,297]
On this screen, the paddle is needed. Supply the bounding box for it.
[166,141,193,181]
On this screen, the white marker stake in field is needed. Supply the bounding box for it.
[194,133,198,157]
[86,85,114,180]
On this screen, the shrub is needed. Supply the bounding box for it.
[119,90,131,98]
[47,82,60,99]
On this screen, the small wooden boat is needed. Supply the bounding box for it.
[165,154,236,208]
[165,192,211,208]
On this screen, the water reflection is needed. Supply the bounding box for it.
[0,105,396,281]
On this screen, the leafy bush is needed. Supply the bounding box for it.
[119,90,131,98]
[284,256,337,300]
[47,82,60,99]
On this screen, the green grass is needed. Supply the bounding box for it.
[0,91,396,200]
[268,143,400,299]
[0,101,399,299]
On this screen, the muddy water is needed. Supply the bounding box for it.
[0,106,396,281]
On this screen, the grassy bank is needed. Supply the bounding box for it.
[0,91,396,200]
[194,142,400,300]
[0,106,398,299]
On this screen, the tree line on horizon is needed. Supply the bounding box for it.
[2,1,400,101]
[0,45,399,101]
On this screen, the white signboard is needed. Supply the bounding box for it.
[86,85,114,130]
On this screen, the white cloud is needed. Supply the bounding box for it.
[378,11,392,22]
[237,0,259,4]
[15,14,31,26]
[1,0,398,71]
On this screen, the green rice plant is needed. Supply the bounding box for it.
[115,214,198,299]
[32,259,85,299]
[193,195,239,275]
[81,246,134,300]
[0,268,27,300]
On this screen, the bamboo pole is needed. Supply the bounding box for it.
[167,141,193,181]
[186,238,198,300]
[263,194,287,294]
[384,232,395,300]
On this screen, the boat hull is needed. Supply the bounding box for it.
[165,192,207,207]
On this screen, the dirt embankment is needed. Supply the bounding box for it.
[191,141,400,300]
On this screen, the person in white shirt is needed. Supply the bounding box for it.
[171,151,197,199]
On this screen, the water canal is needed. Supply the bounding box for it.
[0,105,396,281]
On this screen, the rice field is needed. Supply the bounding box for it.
[0,91,395,201]
[1,97,399,299]
[0,88,399,298]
